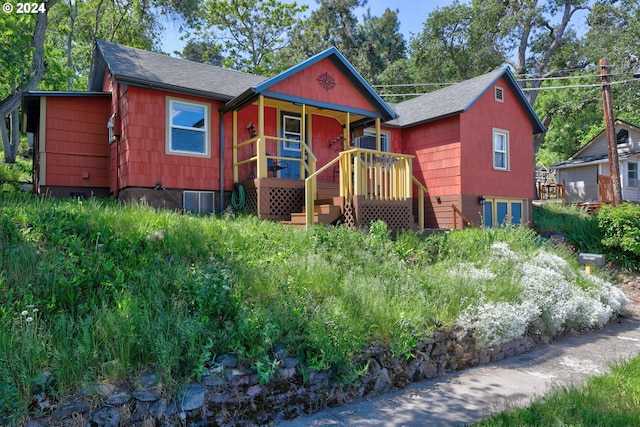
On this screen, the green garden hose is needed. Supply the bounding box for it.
[231,183,246,212]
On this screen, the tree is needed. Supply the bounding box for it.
[0,0,58,163]
[277,1,406,83]
[410,1,504,85]
[178,39,224,66]
[191,0,307,75]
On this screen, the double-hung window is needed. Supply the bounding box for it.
[492,129,509,170]
[167,99,209,156]
[628,162,638,188]
[184,191,214,214]
[363,129,390,152]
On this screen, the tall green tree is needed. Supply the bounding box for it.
[0,0,58,163]
[190,0,307,75]
[277,1,406,83]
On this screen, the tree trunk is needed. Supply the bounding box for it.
[0,0,57,163]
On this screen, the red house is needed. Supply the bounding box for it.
[23,40,544,230]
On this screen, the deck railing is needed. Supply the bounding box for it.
[233,136,316,180]
[306,148,425,228]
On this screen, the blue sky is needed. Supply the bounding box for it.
[161,0,456,54]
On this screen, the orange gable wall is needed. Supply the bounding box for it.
[115,85,225,191]
[460,77,534,199]
[400,116,462,197]
[268,59,378,116]
[44,96,111,188]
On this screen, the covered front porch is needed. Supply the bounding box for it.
[229,94,427,231]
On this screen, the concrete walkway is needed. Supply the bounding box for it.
[275,316,640,427]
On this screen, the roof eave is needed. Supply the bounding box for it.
[112,75,236,102]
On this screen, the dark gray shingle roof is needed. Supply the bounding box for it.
[385,68,544,134]
[89,40,266,100]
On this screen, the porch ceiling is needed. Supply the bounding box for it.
[254,98,367,125]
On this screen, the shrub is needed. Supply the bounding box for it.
[597,202,640,270]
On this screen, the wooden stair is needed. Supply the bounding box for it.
[288,197,344,226]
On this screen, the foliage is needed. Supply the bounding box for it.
[597,202,640,270]
[0,196,627,421]
[189,0,308,75]
[474,353,640,426]
[533,203,604,253]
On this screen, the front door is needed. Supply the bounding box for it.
[280,113,302,179]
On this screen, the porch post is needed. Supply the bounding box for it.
[375,117,381,151]
[257,95,267,178]
[233,110,238,182]
[343,112,350,150]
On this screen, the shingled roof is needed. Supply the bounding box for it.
[88,40,266,100]
[386,68,545,134]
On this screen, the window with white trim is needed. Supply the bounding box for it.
[283,114,301,151]
[363,129,390,152]
[184,191,214,214]
[492,129,509,170]
[628,162,638,188]
[167,99,209,156]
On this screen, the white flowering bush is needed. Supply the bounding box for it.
[457,242,629,349]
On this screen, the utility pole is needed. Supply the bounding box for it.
[600,58,622,206]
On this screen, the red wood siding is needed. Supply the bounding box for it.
[460,77,534,199]
[44,96,110,188]
[400,116,462,197]
[115,85,225,192]
[269,58,377,115]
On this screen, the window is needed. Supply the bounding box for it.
[492,129,509,170]
[629,162,638,188]
[184,191,215,214]
[494,86,504,102]
[283,114,301,151]
[617,129,629,145]
[362,129,390,152]
[483,197,526,227]
[167,99,209,156]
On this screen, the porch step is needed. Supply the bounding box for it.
[289,203,343,225]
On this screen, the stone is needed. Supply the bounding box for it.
[55,402,91,419]
[90,406,120,427]
[104,393,131,405]
[81,384,116,397]
[139,372,160,389]
[372,368,392,395]
[216,354,238,368]
[281,357,299,369]
[133,391,161,402]
[31,371,54,394]
[272,345,288,360]
[177,384,207,411]
[149,398,168,419]
[201,372,225,387]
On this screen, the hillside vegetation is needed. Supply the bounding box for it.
[0,194,629,422]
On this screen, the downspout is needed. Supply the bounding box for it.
[219,110,225,213]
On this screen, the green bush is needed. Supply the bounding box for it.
[597,202,640,270]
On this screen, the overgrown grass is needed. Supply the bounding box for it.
[533,203,603,253]
[0,194,628,422]
[474,354,640,426]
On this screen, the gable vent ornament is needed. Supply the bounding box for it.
[317,72,336,92]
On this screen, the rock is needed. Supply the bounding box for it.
[90,406,120,427]
[281,357,299,369]
[177,384,207,411]
[104,393,131,405]
[31,371,54,394]
[81,384,116,397]
[272,345,288,360]
[139,372,160,389]
[149,398,168,419]
[201,372,225,387]
[216,354,238,368]
[55,402,91,419]
[372,368,392,395]
[133,391,161,402]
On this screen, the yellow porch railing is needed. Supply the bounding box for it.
[306,148,426,228]
[233,136,317,180]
